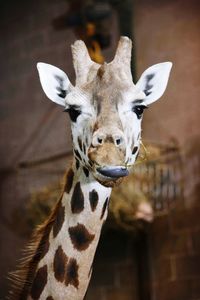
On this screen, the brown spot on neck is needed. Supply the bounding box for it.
[46,297,54,300]
[65,258,79,289]
[53,203,65,238]
[89,189,99,211]
[71,182,84,214]
[30,265,47,300]
[100,197,109,220]
[68,223,95,251]
[53,245,68,282]
[65,168,74,194]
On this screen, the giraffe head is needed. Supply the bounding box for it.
[37,37,172,187]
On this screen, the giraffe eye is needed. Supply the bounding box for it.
[132,105,147,119]
[63,105,81,122]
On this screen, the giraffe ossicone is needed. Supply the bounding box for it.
[9,36,172,300]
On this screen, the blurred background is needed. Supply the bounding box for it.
[0,0,200,299]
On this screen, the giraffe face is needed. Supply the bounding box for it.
[63,66,146,186]
[37,37,172,187]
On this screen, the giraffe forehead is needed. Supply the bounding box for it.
[96,62,133,87]
[82,64,133,104]
[71,64,137,114]
[94,96,120,127]
[94,69,123,103]
[91,70,139,119]
[95,87,120,110]
[92,81,123,127]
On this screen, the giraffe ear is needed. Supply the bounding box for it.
[37,63,72,107]
[136,62,172,105]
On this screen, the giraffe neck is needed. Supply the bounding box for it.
[29,161,111,300]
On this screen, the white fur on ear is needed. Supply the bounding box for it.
[136,62,172,105]
[37,63,71,106]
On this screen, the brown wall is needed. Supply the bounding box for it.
[0,1,73,298]
[134,1,200,299]
[134,0,200,146]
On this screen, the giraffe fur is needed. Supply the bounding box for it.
[8,36,172,300]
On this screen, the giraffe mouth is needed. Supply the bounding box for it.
[96,166,129,179]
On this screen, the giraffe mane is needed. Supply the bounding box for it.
[7,192,64,300]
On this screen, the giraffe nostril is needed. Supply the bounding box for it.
[114,137,123,146]
[97,137,103,145]
[92,134,105,147]
[116,138,121,145]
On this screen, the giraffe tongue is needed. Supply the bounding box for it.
[97,166,129,179]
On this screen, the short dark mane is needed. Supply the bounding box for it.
[7,194,63,300]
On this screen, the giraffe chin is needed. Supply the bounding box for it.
[93,173,125,188]
[101,177,124,188]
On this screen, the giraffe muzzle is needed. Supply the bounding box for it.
[97,166,129,179]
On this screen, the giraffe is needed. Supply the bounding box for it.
[9,37,172,300]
